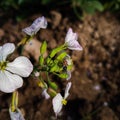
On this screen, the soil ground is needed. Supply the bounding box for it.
[0,7,120,120]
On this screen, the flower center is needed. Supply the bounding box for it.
[62,99,67,105]
[0,61,7,71]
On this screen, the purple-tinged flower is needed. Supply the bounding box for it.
[22,16,47,36]
[52,82,72,116]
[65,28,83,51]
[0,43,33,93]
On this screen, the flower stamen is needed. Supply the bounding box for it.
[0,61,7,71]
[62,99,67,105]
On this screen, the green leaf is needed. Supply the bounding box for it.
[83,1,104,14]
[92,1,104,11]
[41,0,51,5]
[40,41,47,54]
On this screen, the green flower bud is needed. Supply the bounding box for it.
[46,57,52,64]
[39,55,44,66]
[48,80,58,90]
[58,73,68,79]
[47,88,57,97]
[50,64,60,72]
[49,45,65,58]
[40,41,47,54]
[56,51,67,61]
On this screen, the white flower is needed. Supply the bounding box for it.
[22,16,47,36]
[65,28,83,51]
[0,43,33,93]
[9,108,25,120]
[52,82,72,116]
[42,89,50,99]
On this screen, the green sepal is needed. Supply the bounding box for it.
[39,55,44,66]
[40,41,47,54]
[48,80,58,90]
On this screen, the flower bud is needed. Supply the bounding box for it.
[39,55,44,66]
[40,41,47,54]
[48,80,58,90]
[47,88,57,97]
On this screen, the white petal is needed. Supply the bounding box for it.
[42,89,50,99]
[67,40,83,51]
[66,71,71,80]
[64,82,72,99]
[0,43,15,61]
[22,16,47,36]
[52,93,63,116]
[6,56,33,77]
[0,71,23,93]
[65,55,72,65]
[9,108,25,120]
[65,28,73,43]
[0,46,2,51]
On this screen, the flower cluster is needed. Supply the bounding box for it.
[0,16,83,119]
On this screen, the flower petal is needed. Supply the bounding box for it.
[0,71,23,93]
[22,26,34,36]
[22,16,47,36]
[65,54,72,66]
[0,43,15,61]
[52,93,63,116]
[9,108,25,120]
[0,46,2,51]
[65,28,83,51]
[64,82,72,99]
[66,71,71,80]
[6,56,33,77]
[65,28,74,43]
[32,16,47,29]
[42,89,50,99]
[67,40,83,51]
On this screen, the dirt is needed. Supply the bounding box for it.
[0,8,120,120]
